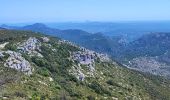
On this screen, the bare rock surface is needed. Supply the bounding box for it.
[4,50,32,75]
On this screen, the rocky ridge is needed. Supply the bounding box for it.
[70,47,110,81]
[0,36,50,75]
[1,30,170,100]
[4,50,32,75]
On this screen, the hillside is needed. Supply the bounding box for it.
[124,33,170,58]
[0,30,170,100]
[3,24,170,79]
[118,33,170,78]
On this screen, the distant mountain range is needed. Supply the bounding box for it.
[0,27,5,30]
[1,23,126,55]
[47,21,170,33]
[46,21,170,41]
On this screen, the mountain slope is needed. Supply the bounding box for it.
[0,30,170,100]
[3,24,170,79]
[118,32,170,78]
[124,32,170,58]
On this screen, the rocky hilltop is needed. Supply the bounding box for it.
[0,30,170,100]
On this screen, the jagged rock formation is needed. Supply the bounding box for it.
[0,37,50,75]
[70,47,111,81]
[17,37,43,57]
[4,51,32,75]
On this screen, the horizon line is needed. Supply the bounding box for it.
[1,20,170,25]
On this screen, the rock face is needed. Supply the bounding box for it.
[4,51,32,75]
[71,47,111,81]
[73,47,110,64]
[72,50,95,65]
[42,37,50,42]
[17,37,42,56]
[72,49,96,80]
[0,37,48,75]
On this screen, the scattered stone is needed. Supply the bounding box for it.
[38,80,48,86]
[79,72,85,81]
[42,37,50,42]
[0,42,9,49]
[58,40,78,48]
[49,77,53,82]
[2,96,8,99]
[112,97,118,100]
[69,65,85,81]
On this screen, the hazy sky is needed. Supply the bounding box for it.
[0,0,170,23]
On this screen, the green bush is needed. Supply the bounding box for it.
[87,95,95,100]
[32,57,48,67]
[37,68,50,77]
[106,80,121,87]
[89,81,111,96]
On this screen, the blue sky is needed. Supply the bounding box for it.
[0,0,170,23]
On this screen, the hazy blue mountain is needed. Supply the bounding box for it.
[1,24,20,29]
[0,27,6,30]
[1,23,126,55]
[22,23,62,36]
[47,21,170,33]
[46,21,170,41]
